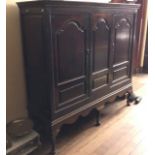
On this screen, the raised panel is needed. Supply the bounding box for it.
[93,18,110,72]
[93,75,108,89]
[55,21,86,82]
[59,82,85,104]
[113,66,128,82]
[57,75,86,107]
[113,18,131,65]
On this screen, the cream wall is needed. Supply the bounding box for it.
[6,0,31,123]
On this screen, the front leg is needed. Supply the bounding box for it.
[51,136,56,155]
[95,110,100,126]
[127,91,142,106]
[47,130,57,155]
[95,105,104,126]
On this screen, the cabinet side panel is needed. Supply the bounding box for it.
[21,13,51,140]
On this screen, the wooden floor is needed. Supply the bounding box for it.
[34,74,153,155]
[55,74,153,155]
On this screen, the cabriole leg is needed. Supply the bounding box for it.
[95,110,100,126]
[127,91,142,106]
[48,131,56,155]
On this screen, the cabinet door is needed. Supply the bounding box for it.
[91,14,111,94]
[111,14,134,86]
[51,13,89,114]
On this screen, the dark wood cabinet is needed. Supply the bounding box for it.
[17,1,140,154]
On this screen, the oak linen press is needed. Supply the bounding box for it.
[17,1,141,154]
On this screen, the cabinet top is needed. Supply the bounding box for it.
[17,0,140,10]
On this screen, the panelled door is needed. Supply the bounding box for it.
[51,11,90,115]
[91,13,112,98]
[110,14,134,88]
